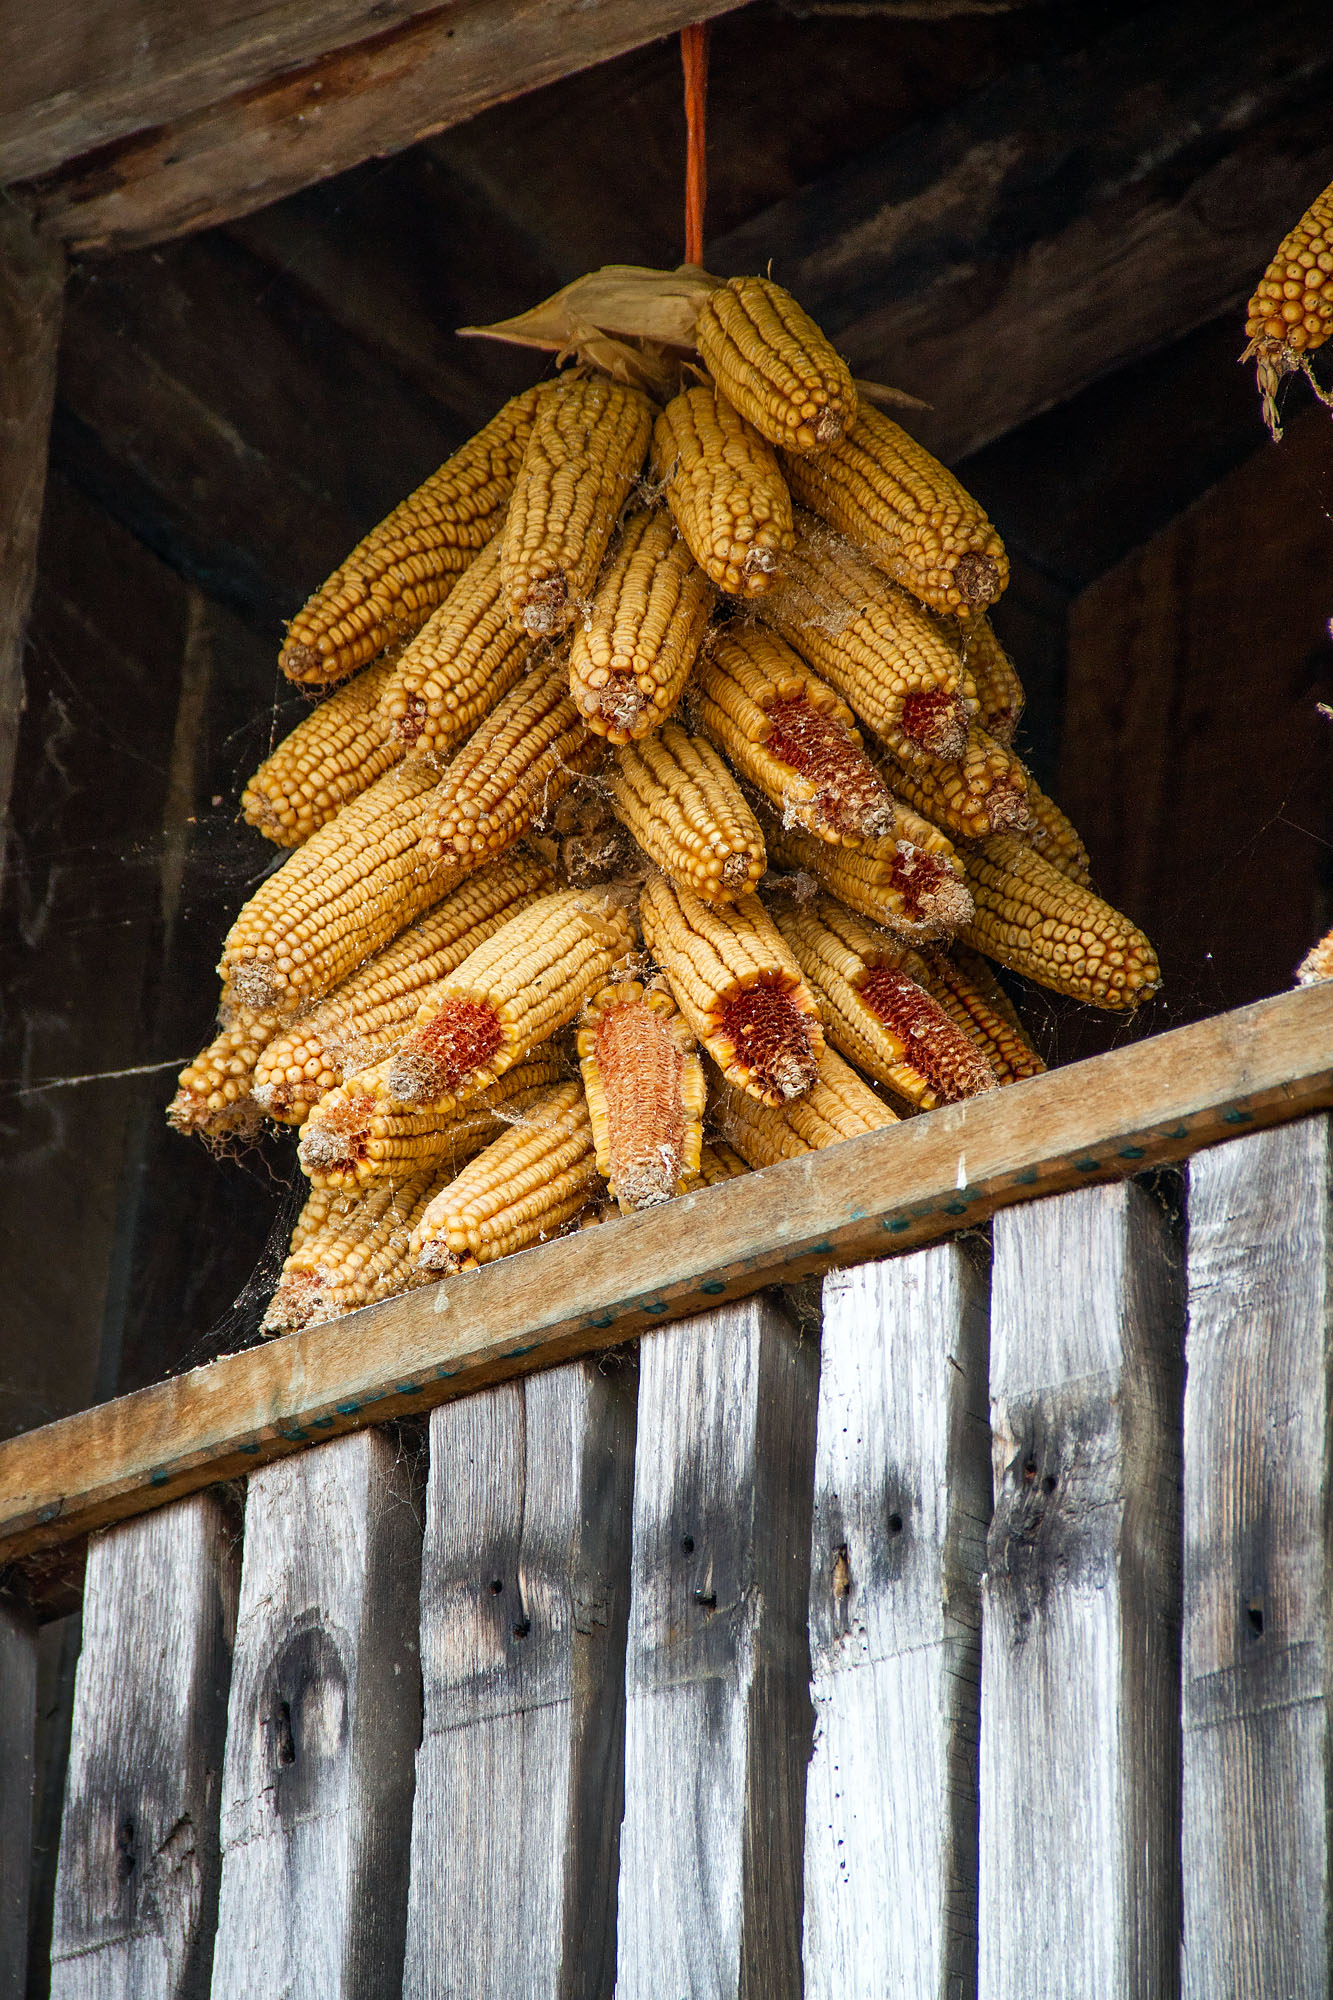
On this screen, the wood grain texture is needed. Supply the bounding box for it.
[0,982,1329,1571]
[0,1600,37,1999]
[209,1430,422,1999]
[402,1358,635,1999]
[0,201,62,884]
[1182,1116,1333,1998]
[20,0,745,255]
[50,1493,239,1999]
[803,1245,989,2000]
[615,1298,818,2000]
[979,1183,1183,1998]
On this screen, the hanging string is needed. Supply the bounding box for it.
[681,22,711,269]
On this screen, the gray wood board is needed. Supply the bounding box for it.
[402,1356,636,2000]
[209,1428,423,1999]
[979,1183,1184,1997]
[0,1600,37,1998]
[1182,1115,1333,1997]
[615,1297,819,2000]
[803,1243,990,2000]
[50,1493,240,1999]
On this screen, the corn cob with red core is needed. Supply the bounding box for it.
[650,385,795,595]
[608,725,766,903]
[782,404,1007,614]
[411,1080,601,1272]
[297,1050,563,1193]
[683,1139,752,1190]
[241,659,403,847]
[712,1046,897,1168]
[1243,178,1333,437]
[168,1006,286,1145]
[638,873,824,1105]
[577,979,706,1211]
[376,534,537,765]
[954,615,1024,747]
[695,277,857,454]
[692,628,897,846]
[220,761,460,1013]
[917,947,1045,1085]
[385,888,637,1108]
[772,895,998,1109]
[417,650,602,870]
[262,1169,446,1334]
[963,836,1160,1010]
[280,385,546,686]
[502,374,654,636]
[569,509,714,743]
[760,803,973,941]
[758,515,969,765]
[251,850,555,1125]
[1021,775,1093,888]
[883,721,1032,841]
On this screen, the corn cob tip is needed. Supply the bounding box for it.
[262,1269,325,1335]
[386,999,504,1105]
[948,551,1002,609]
[277,639,321,682]
[165,1085,266,1149]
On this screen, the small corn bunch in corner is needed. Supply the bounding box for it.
[170,261,1157,1329]
[1244,176,1333,438]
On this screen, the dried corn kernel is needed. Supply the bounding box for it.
[411,1080,601,1271]
[577,979,705,1211]
[241,659,403,847]
[651,385,795,595]
[1297,927,1333,986]
[713,1046,897,1168]
[609,725,765,903]
[569,509,714,743]
[696,278,857,454]
[963,836,1160,1011]
[682,1139,751,1190]
[917,947,1045,1085]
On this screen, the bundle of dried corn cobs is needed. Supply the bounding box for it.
[169,265,1159,1335]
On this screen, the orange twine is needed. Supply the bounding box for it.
[681,23,710,269]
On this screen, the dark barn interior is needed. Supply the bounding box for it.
[3,0,1333,1981]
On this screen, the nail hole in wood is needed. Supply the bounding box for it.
[832,1546,852,1598]
[1022,1458,1037,1481]
[694,1588,717,1609]
[1247,1601,1264,1637]
[276,1698,296,1766]
[489,1578,504,1594]
[115,1818,136,1883]
[512,1619,531,1639]
[681,1535,695,1554]
[1042,1474,1057,1495]
[887,1512,904,1535]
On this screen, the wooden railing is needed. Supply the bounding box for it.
[2,982,1332,1996]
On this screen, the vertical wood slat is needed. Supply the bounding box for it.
[1182,1115,1333,1998]
[0,1600,37,1999]
[209,1429,423,2000]
[803,1243,989,2000]
[402,1357,636,2000]
[51,1494,240,2000]
[979,1182,1183,1998]
[615,1297,819,2000]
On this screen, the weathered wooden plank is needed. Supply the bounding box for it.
[0,1600,37,1999]
[978,1183,1183,1996]
[0,200,62,885]
[803,1244,989,2000]
[616,1296,817,1999]
[402,1358,635,1998]
[1182,1116,1333,1997]
[0,981,1329,1571]
[19,0,745,256]
[50,1493,239,1998]
[209,1430,422,1999]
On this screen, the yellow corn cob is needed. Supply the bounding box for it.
[385,888,638,1106]
[418,650,602,869]
[650,385,795,595]
[297,1050,563,1193]
[1243,178,1333,437]
[760,803,973,941]
[692,628,897,846]
[773,895,998,1108]
[884,722,1033,840]
[695,277,857,454]
[241,659,403,847]
[220,762,460,1013]
[683,1139,752,1190]
[713,1046,897,1168]
[262,1169,445,1334]
[280,385,546,685]
[167,1006,286,1145]
[251,850,554,1125]
[569,509,714,743]
[638,873,824,1105]
[376,534,537,765]
[759,514,968,765]
[1021,775,1093,888]
[783,404,1007,614]
[1297,927,1333,985]
[411,1080,601,1272]
[608,725,765,903]
[917,947,1045,1085]
[956,615,1024,747]
[577,979,706,1211]
[963,836,1160,1011]
[502,374,654,635]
